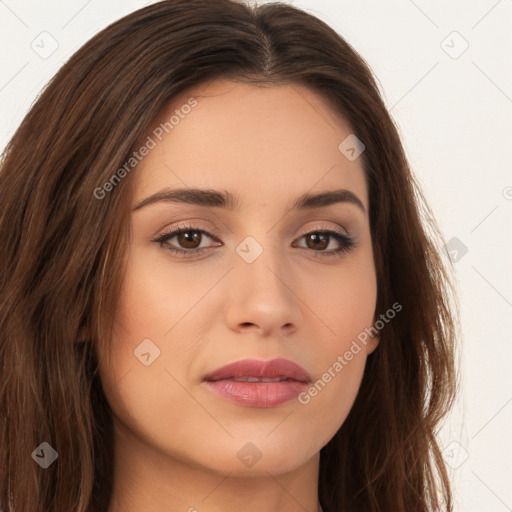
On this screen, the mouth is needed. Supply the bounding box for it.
[221,376,293,382]
[202,358,311,408]
[203,357,311,382]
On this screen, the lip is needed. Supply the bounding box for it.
[203,358,311,408]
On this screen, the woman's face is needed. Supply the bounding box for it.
[97,79,378,478]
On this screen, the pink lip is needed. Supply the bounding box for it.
[203,358,311,408]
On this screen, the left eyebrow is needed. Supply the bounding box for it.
[132,187,366,214]
[292,189,366,213]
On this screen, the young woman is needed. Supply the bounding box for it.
[0,1,458,511]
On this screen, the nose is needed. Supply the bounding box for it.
[224,241,303,337]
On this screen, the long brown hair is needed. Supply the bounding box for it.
[0,1,458,510]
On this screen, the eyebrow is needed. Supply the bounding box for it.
[132,187,366,213]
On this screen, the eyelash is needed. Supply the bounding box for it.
[153,223,357,258]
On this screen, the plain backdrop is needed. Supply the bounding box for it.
[1,1,511,511]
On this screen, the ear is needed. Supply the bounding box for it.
[366,332,380,355]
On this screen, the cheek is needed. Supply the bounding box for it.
[312,248,377,350]
[299,350,366,430]
[114,245,225,339]
[98,353,210,448]
[296,251,376,432]
[95,248,212,432]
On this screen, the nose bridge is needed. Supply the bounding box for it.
[225,226,302,334]
[234,229,288,295]
[230,201,300,288]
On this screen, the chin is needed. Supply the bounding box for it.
[191,435,318,477]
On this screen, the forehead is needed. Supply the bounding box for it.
[133,79,368,212]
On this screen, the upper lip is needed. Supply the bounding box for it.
[203,357,311,383]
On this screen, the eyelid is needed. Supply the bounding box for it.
[154,221,221,240]
[299,223,350,237]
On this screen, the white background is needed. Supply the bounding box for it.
[1,1,511,510]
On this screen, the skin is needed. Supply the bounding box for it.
[97,79,379,512]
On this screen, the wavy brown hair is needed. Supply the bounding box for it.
[0,1,458,511]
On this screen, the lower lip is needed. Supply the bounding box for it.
[204,379,308,408]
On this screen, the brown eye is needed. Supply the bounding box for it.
[176,230,202,249]
[304,232,329,250]
[294,228,356,257]
[153,225,222,257]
